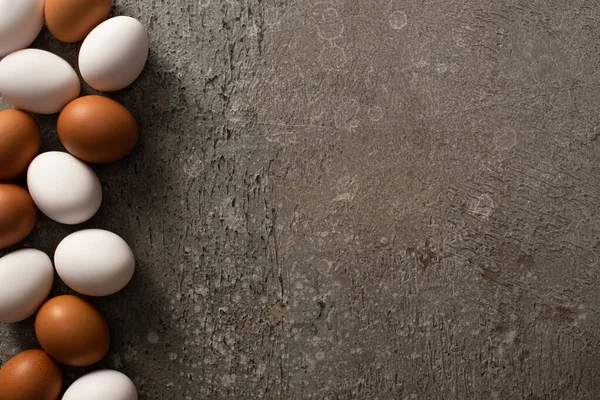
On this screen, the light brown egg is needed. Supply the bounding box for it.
[35,295,110,367]
[0,110,40,180]
[57,95,139,163]
[0,349,62,400]
[45,0,113,43]
[0,184,37,249]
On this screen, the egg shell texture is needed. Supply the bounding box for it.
[0,249,53,323]
[58,95,139,163]
[27,152,102,225]
[45,0,112,43]
[0,49,80,114]
[0,0,44,57]
[0,349,62,400]
[62,370,138,400]
[0,109,40,180]
[55,229,135,296]
[0,184,37,249]
[35,295,110,367]
[79,16,149,91]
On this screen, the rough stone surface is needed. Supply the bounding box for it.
[2,0,600,399]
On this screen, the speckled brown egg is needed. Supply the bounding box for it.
[57,95,139,163]
[0,184,37,249]
[45,0,113,43]
[0,110,40,180]
[0,349,62,400]
[35,295,110,367]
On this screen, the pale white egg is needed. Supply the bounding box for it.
[0,49,80,114]
[27,152,102,224]
[79,16,148,91]
[0,249,53,323]
[63,370,138,400]
[0,0,44,57]
[55,229,135,296]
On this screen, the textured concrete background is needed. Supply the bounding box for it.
[2,0,600,399]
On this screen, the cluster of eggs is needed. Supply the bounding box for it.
[0,0,148,399]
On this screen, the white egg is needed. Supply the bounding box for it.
[27,152,102,224]
[0,49,80,114]
[0,0,44,57]
[79,16,149,91]
[63,370,138,400]
[55,229,135,296]
[0,249,53,323]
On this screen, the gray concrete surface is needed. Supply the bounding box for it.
[2,0,600,398]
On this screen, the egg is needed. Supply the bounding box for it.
[0,0,44,57]
[0,184,37,249]
[35,295,110,367]
[63,370,137,400]
[27,152,102,224]
[0,110,40,180]
[55,229,135,296]
[0,350,62,400]
[0,49,80,114]
[45,0,112,43]
[0,249,53,323]
[79,16,148,91]
[58,96,139,163]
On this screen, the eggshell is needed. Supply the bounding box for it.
[0,249,53,323]
[0,0,44,57]
[0,350,62,400]
[0,49,80,114]
[58,96,139,163]
[45,0,112,43]
[79,16,148,91]
[0,110,40,180]
[0,184,37,249]
[63,370,137,400]
[27,152,102,224]
[35,295,110,367]
[55,229,135,296]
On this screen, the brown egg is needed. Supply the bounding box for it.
[0,184,37,249]
[35,295,110,367]
[0,110,40,180]
[45,0,112,43]
[0,349,62,400]
[57,95,139,163]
